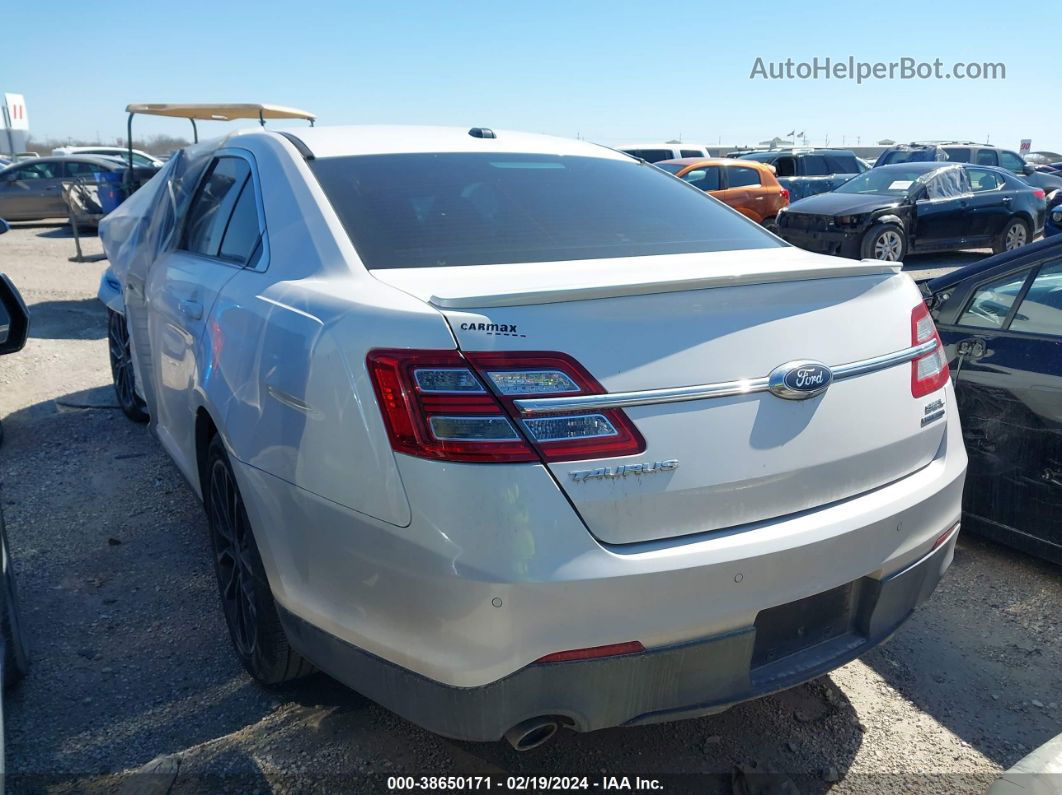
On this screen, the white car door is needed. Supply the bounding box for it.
[145,152,264,481]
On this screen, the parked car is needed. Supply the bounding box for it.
[616,142,709,163]
[923,236,1062,564]
[876,142,1062,193]
[655,157,789,227]
[0,219,32,773]
[777,163,1046,261]
[99,125,966,749]
[736,149,867,201]
[51,145,163,169]
[1046,191,1062,238]
[0,156,152,222]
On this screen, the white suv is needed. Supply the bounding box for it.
[99,125,966,750]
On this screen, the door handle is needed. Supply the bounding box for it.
[1001,197,1012,204]
[178,299,203,320]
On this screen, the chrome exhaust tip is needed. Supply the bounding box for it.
[503,717,559,751]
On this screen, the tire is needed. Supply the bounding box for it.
[860,223,907,262]
[108,310,149,423]
[204,435,313,685]
[993,218,1031,254]
[1,507,29,689]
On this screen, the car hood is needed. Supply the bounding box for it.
[786,192,902,216]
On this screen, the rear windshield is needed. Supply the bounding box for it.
[879,149,940,165]
[310,153,782,269]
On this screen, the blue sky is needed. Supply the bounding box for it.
[4,0,1059,151]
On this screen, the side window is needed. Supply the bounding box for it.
[727,166,761,188]
[967,168,1003,192]
[12,162,58,180]
[624,149,672,164]
[680,149,702,159]
[824,155,857,173]
[957,269,1031,329]
[181,156,251,258]
[975,149,998,166]
[682,167,721,191]
[1009,261,1062,337]
[924,167,967,199]
[999,151,1026,174]
[63,161,102,178]
[943,148,972,163]
[217,180,263,265]
[773,156,796,177]
[801,155,829,176]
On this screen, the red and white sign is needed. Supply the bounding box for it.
[1019,139,1032,155]
[2,93,28,131]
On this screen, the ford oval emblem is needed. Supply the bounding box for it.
[768,360,833,400]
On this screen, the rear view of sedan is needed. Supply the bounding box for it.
[99,125,966,748]
[778,163,1045,261]
[655,157,789,227]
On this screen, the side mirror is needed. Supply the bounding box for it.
[0,274,30,355]
[1024,163,1037,176]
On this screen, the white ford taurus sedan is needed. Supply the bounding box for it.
[98,125,966,750]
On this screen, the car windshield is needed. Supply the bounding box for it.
[834,168,929,197]
[310,153,783,269]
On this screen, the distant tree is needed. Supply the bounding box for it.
[25,133,191,157]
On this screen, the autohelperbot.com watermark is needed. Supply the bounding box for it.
[750,56,1006,83]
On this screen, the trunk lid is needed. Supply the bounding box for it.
[373,249,946,545]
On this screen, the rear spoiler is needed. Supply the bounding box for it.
[428,259,901,309]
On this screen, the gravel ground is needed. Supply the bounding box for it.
[0,223,1059,794]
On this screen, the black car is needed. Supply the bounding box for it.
[776,162,1046,261]
[876,141,1062,193]
[924,236,1062,564]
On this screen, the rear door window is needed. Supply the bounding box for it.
[680,149,703,158]
[772,156,796,177]
[824,155,858,173]
[943,148,972,163]
[1009,260,1062,336]
[967,168,1004,192]
[801,155,829,176]
[217,180,263,266]
[181,156,252,258]
[957,269,1032,329]
[975,149,999,166]
[63,161,103,178]
[727,166,761,188]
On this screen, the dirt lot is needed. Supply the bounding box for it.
[0,223,1059,793]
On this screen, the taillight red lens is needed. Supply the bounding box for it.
[910,304,950,398]
[367,349,645,464]
[780,187,790,205]
[366,350,536,463]
[1033,188,1046,201]
[536,641,645,664]
[465,351,646,463]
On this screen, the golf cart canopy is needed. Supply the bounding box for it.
[124,102,316,172]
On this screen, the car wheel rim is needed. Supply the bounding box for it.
[108,314,137,410]
[1006,224,1027,249]
[874,230,902,261]
[209,461,257,658]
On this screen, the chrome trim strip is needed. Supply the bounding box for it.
[514,340,939,415]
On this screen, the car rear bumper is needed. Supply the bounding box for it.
[277,528,957,741]
[778,226,863,258]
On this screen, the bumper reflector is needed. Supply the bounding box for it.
[536,641,645,664]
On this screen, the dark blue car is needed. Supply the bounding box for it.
[1046,194,1062,238]
[925,236,1062,563]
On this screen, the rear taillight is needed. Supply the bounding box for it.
[910,303,950,398]
[780,187,790,205]
[367,350,645,464]
[367,350,536,463]
[1033,188,1046,201]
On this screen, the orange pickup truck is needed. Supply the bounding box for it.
[656,158,789,228]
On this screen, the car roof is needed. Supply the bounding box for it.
[261,125,633,160]
[1,154,122,167]
[928,236,1062,292]
[658,157,766,168]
